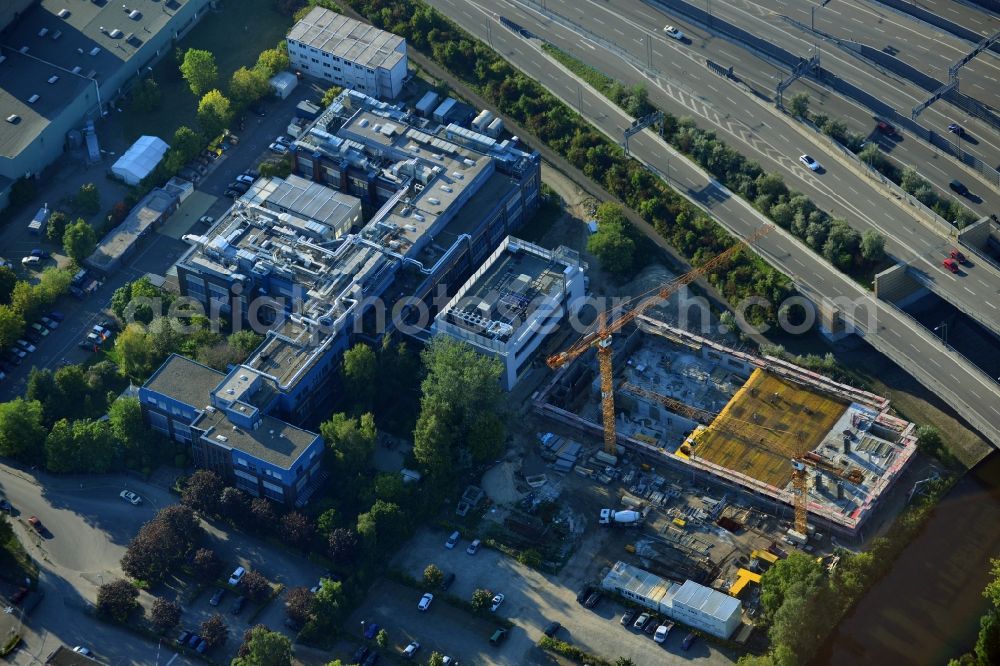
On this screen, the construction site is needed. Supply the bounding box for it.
[535,313,919,539]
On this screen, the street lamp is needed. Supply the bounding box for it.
[933,323,948,345]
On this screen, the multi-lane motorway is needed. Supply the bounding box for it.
[428,0,1000,447]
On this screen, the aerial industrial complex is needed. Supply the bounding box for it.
[537,314,918,537]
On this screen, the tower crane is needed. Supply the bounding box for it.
[546,225,773,456]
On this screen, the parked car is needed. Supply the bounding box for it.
[228,566,246,585]
[0,498,11,513]
[441,572,455,590]
[466,538,481,555]
[210,588,225,606]
[445,530,460,549]
[402,641,420,659]
[543,621,561,637]
[49,310,65,322]
[119,490,142,505]
[418,592,434,611]
[576,584,594,604]
[644,616,660,635]
[584,590,601,608]
[363,621,380,640]
[231,595,246,615]
[269,142,289,155]
[198,215,215,226]
[621,609,637,626]
[236,174,255,185]
[40,316,58,330]
[16,339,36,353]
[634,612,651,630]
[72,646,92,656]
[682,632,697,650]
[21,255,41,267]
[30,248,50,259]
[489,628,507,646]
[663,25,684,40]
[274,135,291,146]
[195,638,208,654]
[30,323,49,337]
[187,633,201,649]
[654,621,674,643]
[799,154,822,171]
[490,593,505,612]
[176,630,192,646]
[352,646,370,663]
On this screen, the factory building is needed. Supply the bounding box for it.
[601,561,743,639]
[432,236,586,390]
[286,8,407,99]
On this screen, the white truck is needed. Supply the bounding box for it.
[599,509,641,526]
[28,204,49,235]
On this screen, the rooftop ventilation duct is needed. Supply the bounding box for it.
[47,75,58,84]
[58,9,70,18]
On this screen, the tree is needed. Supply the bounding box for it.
[249,497,277,532]
[200,613,229,648]
[115,323,154,380]
[311,578,348,630]
[256,48,290,77]
[229,330,264,359]
[109,397,145,452]
[74,183,100,216]
[97,579,140,622]
[0,399,46,463]
[342,343,377,412]
[164,126,204,173]
[258,156,292,179]
[321,412,377,484]
[192,547,222,581]
[241,570,271,602]
[150,597,182,631]
[587,207,635,275]
[219,487,252,522]
[977,610,1000,665]
[859,229,886,264]
[375,628,388,648]
[63,218,97,263]
[428,653,446,666]
[327,527,358,565]
[822,219,860,271]
[316,508,339,537]
[0,266,16,305]
[132,77,162,112]
[230,66,271,108]
[232,626,292,666]
[0,305,24,350]
[356,500,408,554]
[180,48,218,97]
[285,586,315,625]
[615,659,638,666]
[471,588,492,612]
[321,85,343,107]
[181,469,223,516]
[279,511,314,549]
[197,89,233,139]
[423,564,444,589]
[788,93,810,118]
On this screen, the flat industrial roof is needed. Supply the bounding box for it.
[242,174,359,236]
[287,7,404,71]
[1,0,185,158]
[143,354,225,410]
[603,561,670,603]
[87,188,175,271]
[671,579,741,622]
[195,406,318,469]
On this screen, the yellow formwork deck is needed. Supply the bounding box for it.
[691,369,848,488]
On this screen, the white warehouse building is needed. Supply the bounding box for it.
[431,237,586,391]
[602,561,743,639]
[286,7,407,99]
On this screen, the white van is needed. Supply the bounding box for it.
[445,531,460,549]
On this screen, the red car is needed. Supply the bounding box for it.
[27,516,43,532]
[943,258,959,273]
[949,248,968,264]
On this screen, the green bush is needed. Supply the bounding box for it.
[538,636,612,666]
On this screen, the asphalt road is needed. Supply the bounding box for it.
[0,465,199,666]
[383,529,733,666]
[424,0,1000,447]
[476,0,1000,331]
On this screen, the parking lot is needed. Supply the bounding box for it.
[350,529,735,666]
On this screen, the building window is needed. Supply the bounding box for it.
[234,469,258,483]
[148,411,168,434]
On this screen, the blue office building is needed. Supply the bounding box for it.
[140,355,326,506]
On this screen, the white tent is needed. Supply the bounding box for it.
[270,71,298,100]
[112,135,169,184]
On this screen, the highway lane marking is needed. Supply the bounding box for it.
[965,286,976,295]
[706,83,720,94]
[580,39,595,50]
[613,26,625,37]
[986,301,998,310]
[928,357,941,368]
[848,186,860,196]
[593,16,604,25]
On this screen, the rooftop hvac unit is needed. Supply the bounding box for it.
[58,9,70,18]
[51,30,62,40]
[6,114,20,124]
[439,185,452,192]
[129,10,142,20]
[411,214,424,222]
[19,46,29,54]
[427,197,440,205]
[71,66,81,74]
[27,94,39,104]
[109,29,123,39]
[47,75,58,84]
[404,224,417,232]
[89,47,101,56]
[38,28,49,37]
